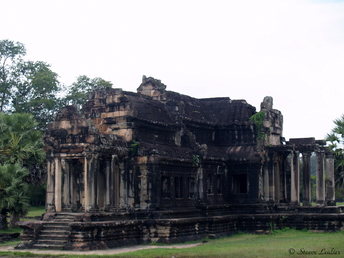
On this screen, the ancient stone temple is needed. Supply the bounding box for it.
[18,76,344,250]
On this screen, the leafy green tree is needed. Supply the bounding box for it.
[326,114,344,199]
[11,61,63,130]
[0,40,26,112]
[0,163,30,229]
[0,113,45,188]
[0,113,45,228]
[0,113,45,167]
[1,39,64,130]
[64,75,112,106]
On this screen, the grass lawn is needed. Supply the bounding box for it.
[0,228,343,257]
[25,206,45,218]
[0,206,45,246]
[110,229,344,258]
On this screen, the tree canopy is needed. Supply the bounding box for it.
[0,163,30,229]
[0,113,44,228]
[0,40,64,130]
[326,114,344,199]
[0,40,26,112]
[11,61,62,130]
[0,113,45,166]
[64,75,112,107]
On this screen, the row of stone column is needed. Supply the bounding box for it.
[46,154,125,212]
[290,151,335,206]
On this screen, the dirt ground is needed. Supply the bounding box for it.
[0,242,201,256]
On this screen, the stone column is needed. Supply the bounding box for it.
[316,150,325,205]
[269,156,275,201]
[282,155,288,202]
[139,163,149,210]
[197,166,204,202]
[274,157,281,202]
[112,156,120,209]
[46,158,55,212]
[87,155,98,211]
[84,156,90,212]
[263,162,270,201]
[62,159,70,210]
[325,153,336,206]
[290,151,300,206]
[302,152,311,206]
[105,159,111,210]
[119,161,129,209]
[54,158,62,212]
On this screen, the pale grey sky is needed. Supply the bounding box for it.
[1,0,344,140]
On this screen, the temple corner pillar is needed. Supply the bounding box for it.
[290,151,300,206]
[54,157,62,212]
[325,152,336,206]
[46,157,56,212]
[302,152,312,207]
[316,150,325,206]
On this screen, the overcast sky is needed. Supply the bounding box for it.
[1,0,344,140]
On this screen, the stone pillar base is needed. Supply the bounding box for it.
[302,202,311,207]
[326,200,336,206]
[316,200,325,206]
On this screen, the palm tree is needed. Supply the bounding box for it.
[0,113,45,228]
[327,114,344,199]
[0,113,45,166]
[0,163,30,229]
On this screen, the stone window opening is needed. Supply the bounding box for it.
[161,176,171,199]
[207,174,213,195]
[217,175,223,194]
[232,174,248,194]
[216,166,224,195]
[188,177,196,199]
[175,176,183,199]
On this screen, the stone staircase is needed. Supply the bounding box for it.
[32,213,76,250]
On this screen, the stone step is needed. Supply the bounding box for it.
[40,229,69,234]
[54,213,78,218]
[33,243,65,250]
[54,215,76,219]
[42,222,70,228]
[32,215,78,250]
[42,225,69,230]
[39,233,69,239]
[41,228,69,234]
[54,219,74,223]
[36,239,67,245]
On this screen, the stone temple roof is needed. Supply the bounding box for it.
[45,77,265,164]
[165,91,256,125]
[120,89,256,126]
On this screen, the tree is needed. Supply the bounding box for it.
[0,113,45,167]
[1,39,64,130]
[0,163,30,229]
[0,112,46,183]
[0,112,45,186]
[326,114,344,199]
[11,61,63,130]
[0,40,26,112]
[0,113,44,228]
[64,75,112,107]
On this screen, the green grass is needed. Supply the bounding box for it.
[0,229,343,257]
[110,229,344,258]
[0,206,45,246]
[19,206,45,221]
[25,206,45,218]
